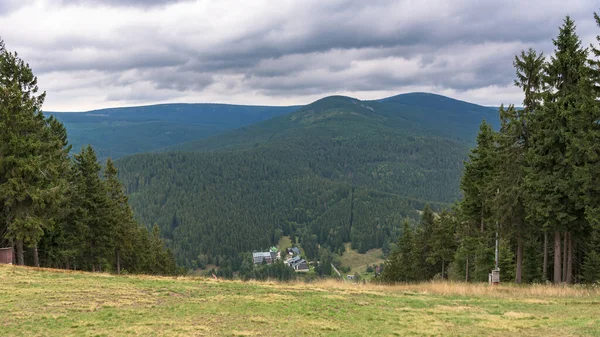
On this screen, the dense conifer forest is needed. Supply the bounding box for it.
[381,13,600,284]
[0,40,179,275]
[116,93,478,270]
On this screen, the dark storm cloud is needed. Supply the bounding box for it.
[0,0,598,110]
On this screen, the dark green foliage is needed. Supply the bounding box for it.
[374,92,500,141]
[383,16,600,284]
[0,39,178,275]
[382,207,459,283]
[426,209,458,279]
[0,38,63,264]
[460,121,497,234]
[116,94,475,270]
[315,248,334,276]
[514,49,545,113]
[240,260,296,281]
[526,16,590,283]
[380,220,417,283]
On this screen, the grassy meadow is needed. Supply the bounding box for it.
[1,265,599,336]
[339,242,385,276]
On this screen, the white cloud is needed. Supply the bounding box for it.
[0,0,598,111]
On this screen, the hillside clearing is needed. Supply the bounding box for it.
[1,266,600,336]
[340,243,385,274]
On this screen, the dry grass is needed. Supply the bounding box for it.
[2,265,600,337]
[287,278,600,298]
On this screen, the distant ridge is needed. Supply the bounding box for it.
[47,92,500,159]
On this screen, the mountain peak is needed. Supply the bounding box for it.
[290,95,380,124]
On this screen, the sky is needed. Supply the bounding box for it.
[0,0,599,111]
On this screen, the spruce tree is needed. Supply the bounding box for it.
[459,121,497,281]
[576,10,600,283]
[73,146,113,271]
[427,209,457,279]
[380,220,415,283]
[0,38,66,265]
[104,158,138,274]
[493,104,534,283]
[414,204,437,280]
[526,16,589,283]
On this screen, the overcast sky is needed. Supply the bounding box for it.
[1,0,599,111]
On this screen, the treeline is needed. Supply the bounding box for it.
[381,13,600,284]
[0,39,178,275]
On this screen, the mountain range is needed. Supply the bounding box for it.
[48,93,500,269]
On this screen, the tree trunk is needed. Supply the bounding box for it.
[562,232,568,282]
[553,231,561,284]
[543,232,548,281]
[33,243,39,267]
[441,260,445,280]
[116,249,121,275]
[515,237,523,284]
[566,233,573,284]
[465,255,469,282]
[480,203,484,232]
[16,240,24,266]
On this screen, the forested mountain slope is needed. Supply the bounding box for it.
[171,93,499,152]
[374,92,500,141]
[115,94,491,270]
[46,104,298,159]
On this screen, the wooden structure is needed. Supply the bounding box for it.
[0,247,14,265]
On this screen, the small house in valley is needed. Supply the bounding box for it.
[286,256,309,272]
[286,247,301,256]
[253,251,277,264]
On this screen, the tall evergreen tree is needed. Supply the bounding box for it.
[380,220,416,283]
[426,209,457,279]
[104,158,139,274]
[459,121,497,281]
[73,146,113,272]
[0,38,66,265]
[413,204,437,280]
[576,10,600,283]
[526,16,589,283]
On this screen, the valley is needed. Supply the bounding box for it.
[102,94,498,270]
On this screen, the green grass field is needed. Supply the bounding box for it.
[339,243,385,275]
[1,265,599,336]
